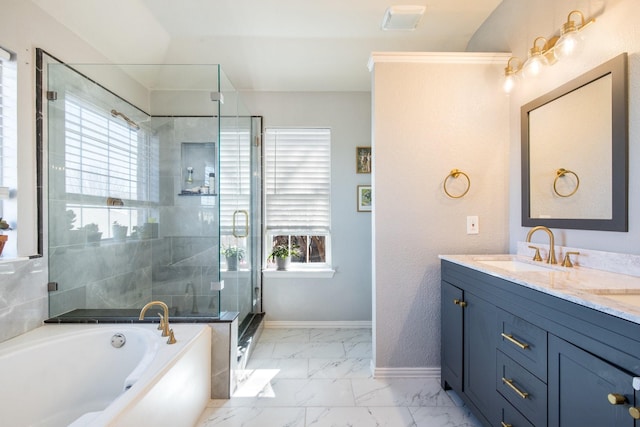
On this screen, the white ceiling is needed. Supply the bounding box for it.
[31,0,504,92]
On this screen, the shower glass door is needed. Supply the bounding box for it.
[42,51,226,319]
[219,79,262,333]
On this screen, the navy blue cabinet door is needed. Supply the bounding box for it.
[548,335,635,427]
[464,292,498,421]
[441,281,464,392]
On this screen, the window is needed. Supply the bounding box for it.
[0,45,17,257]
[264,128,331,268]
[61,94,157,238]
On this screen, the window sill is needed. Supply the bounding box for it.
[262,268,336,279]
[0,256,30,265]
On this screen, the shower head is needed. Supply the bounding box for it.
[110,109,140,131]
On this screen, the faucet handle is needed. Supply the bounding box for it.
[157,313,165,331]
[528,245,543,262]
[562,251,580,268]
[167,329,177,345]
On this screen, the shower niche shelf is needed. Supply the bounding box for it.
[178,192,217,197]
[180,142,216,195]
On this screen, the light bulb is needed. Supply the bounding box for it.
[554,29,584,60]
[522,37,549,79]
[503,73,518,94]
[522,54,547,78]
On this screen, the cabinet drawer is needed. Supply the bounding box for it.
[498,396,535,427]
[497,351,547,427]
[498,309,547,381]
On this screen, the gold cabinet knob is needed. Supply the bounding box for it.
[608,393,627,405]
[629,407,640,419]
[453,299,467,307]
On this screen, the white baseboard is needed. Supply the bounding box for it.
[264,320,372,329]
[372,363,440,379]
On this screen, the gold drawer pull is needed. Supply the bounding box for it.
[501,423,513,427]
[502,377,529,399]
[608,393,627,405]
[453,299,467,308]
[501,333,530,350]
[630,407,640,419]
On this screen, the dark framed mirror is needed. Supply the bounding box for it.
[521,52,628,231]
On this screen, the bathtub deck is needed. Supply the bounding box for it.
[44,308,238,324]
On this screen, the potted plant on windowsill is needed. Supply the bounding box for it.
[0,217,11,256]
[221,246,245,271]
[82,223,102,246]
[268,243,301,271]
[112,221,128,241]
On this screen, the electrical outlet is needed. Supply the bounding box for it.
[467,215,479,234]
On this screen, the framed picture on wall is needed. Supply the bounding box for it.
[356,146,372,174]
[357,185,372,212]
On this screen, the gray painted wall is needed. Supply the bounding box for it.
[240,92,373,322]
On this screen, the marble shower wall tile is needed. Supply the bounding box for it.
[85,266,152,309]
[0,257,49,343]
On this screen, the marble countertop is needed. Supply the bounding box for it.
[439,254,640,325]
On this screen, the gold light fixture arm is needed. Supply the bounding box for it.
[443,169,470,199]
[553,168,580,197]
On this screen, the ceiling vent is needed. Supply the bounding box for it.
[381,5,426,31]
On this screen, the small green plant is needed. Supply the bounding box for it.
[81,223,100,234]
[221,246,245,261]
[65,210,77,230]
[268,243,301,260]
[0,217,11,231]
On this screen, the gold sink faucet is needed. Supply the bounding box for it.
[139,301,176,344]
[526,226,557,264]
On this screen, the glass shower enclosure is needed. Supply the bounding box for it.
[39,50,261,332]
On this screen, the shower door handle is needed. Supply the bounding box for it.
[232,210,249,238]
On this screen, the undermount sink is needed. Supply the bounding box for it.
[476,259,554,273]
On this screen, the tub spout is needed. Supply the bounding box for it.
[139,301,175,343]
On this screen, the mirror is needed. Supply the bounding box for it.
[521,53,628,231]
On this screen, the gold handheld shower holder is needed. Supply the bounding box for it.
[444,169,471,199]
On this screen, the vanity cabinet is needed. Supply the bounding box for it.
[548,335,636,426]
[441,281,498,425]
[441,259,640,427]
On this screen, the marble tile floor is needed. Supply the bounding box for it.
[195,328,483,427]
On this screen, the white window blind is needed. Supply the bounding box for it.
[64,94,156,203]
[219,126,251,233]
[265,128,331,234]
[0,46,17,194]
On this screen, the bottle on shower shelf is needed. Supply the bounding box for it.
[186,167,194,183]
[208,173,215,194]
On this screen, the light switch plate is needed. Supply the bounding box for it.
[467,216,479,234]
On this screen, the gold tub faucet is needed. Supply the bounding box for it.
[526,226,557,264]
[139,301,176,344]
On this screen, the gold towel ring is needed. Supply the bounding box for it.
[553,168,580,198]
[444,169,470,199]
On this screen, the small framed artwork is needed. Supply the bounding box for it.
[357,185,372,212]
[356,146,372,174]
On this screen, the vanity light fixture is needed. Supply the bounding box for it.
[503,57,522,94]
[554,10,594,60]
[522,37,551,78]
[502,9,595,93]
[381,5,426,31]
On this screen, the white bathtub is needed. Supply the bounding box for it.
[0,323,211,427]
